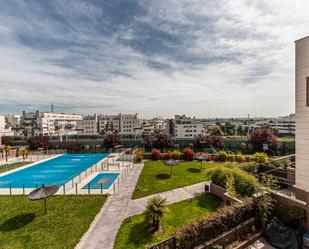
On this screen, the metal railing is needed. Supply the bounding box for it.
[1,156,134,196]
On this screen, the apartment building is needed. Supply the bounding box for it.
[269,114,295,135]
[5,114,21,128]
[295,36,309,202]
[38,112,82,136]
[0,115,5,131]
[98,113,142,135]
[173,115,205,138]
[77,115,99,135]
[20,111,41,136]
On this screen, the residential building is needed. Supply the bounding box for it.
[269,114,295,135]
[77,114,99,135]
[98,113,142,135]
[20,111,41,136]
[295,36,309,202]
[38,112,82,136]
[0,115,5,131]
[5,114,21,129]
[173,115,206,138]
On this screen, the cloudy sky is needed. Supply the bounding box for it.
[0,0,308,118]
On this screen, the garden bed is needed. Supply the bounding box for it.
[114,193,221,249]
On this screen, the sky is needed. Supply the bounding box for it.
[0,0,308,118]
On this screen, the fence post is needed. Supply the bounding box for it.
[88,184,90,195]
[113,182,116,194]
[63,184,65,195]
[9,184,12,195]
[100,183,103,195]
[75,183,78,195]
[22,184,25,195]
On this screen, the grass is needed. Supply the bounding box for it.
[278,136,295,141]
[132,161,222,199]
[0,162,31,173]
[0,195,107,249]
[114,193,221,249]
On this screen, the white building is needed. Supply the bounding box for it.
[295,36,309,202]
[0,115,5,131]
[173,115,206,138]
[38,112,82,136]
[174,123,205,138]
[269,114,295,135]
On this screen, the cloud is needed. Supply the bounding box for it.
[0,0,308,118]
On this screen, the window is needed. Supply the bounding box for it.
[307,77,309,107]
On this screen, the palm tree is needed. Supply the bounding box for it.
[4,145,11,162]
[145,196,168,233]
[20,148,29,161]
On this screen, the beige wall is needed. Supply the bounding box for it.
[295,37,309,192]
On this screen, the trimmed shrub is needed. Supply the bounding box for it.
[134,149,143,163]
[235,152,246,163]
[151,149,161,161]
[160,151,173,160]
[172,150,181,160]
[183,147,195,161]
[175,199,256,249]
[250,152,269,164]
[239,162,259,173]
[273,158,290,169]
[207,167,259,197]
[217,151,228,162]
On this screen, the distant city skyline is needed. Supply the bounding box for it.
[0,1,308,118]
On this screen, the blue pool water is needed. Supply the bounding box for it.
[82,173,120,189]
[0,154,108,188]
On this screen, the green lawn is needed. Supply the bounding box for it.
[132,161,222,199]
[114,193,221,249]
[0,195,107,249]
[0,162,31,173]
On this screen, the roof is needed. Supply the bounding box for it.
[295,35,309,43]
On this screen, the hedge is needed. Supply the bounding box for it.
[206,167,259,197]
[175,199,256,249]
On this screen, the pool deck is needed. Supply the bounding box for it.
[76,165,210,249]
[75,163,144,249]
[0,154,113,195]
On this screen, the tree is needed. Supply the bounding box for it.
[20,147,29,160]
[144,133,173,149]
[249,128,280,151]
[183,147,195,161]
[1,136,12,146]
[4,145,11,162]
[145,196,169,232]
[103,133,122,150]
[27,135,51,150]
[196,135,224,149]
[59,141,82,153]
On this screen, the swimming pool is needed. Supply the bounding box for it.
[0,154,108,188]
[82,173,120,189]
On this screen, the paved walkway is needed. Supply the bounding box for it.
[126,181,209,217]
[75,163,144,249]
